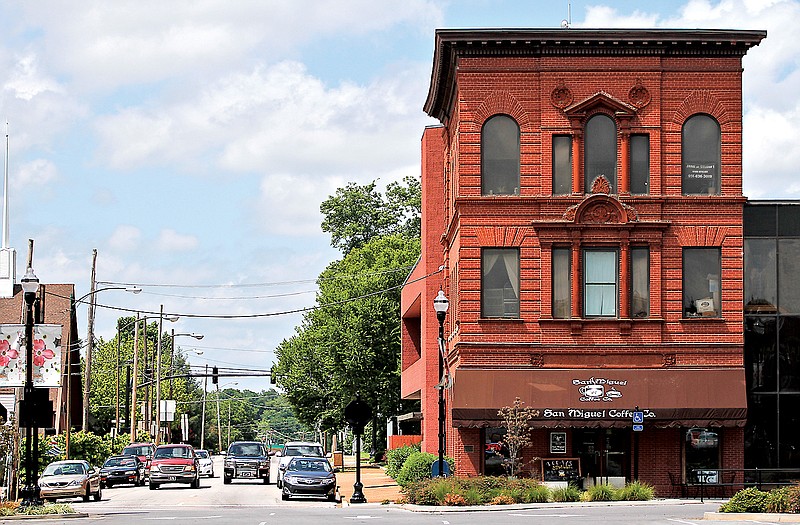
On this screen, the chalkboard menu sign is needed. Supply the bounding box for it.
[541,458,581,482]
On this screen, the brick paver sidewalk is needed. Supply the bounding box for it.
[336,464,403,503]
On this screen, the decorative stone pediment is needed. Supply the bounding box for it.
[563,91,638,119]
[563,194,638,224]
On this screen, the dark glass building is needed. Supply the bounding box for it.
[744,202,800,473]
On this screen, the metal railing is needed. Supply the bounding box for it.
[690,468,800,502]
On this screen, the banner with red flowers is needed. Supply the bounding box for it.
[0,324,62,387]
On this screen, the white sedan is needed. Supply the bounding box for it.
[195,449,214,477]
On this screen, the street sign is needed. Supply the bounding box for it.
[632,411,644,424]
[431,459,451,477]
[344,396,372,434]
[633,424,644,432]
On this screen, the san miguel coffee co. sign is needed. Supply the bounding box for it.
[540,376,657,421]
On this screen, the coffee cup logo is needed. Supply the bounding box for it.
[579,385,604,398]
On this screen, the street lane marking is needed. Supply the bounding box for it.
[509,514,583,518]
[666,520,698,525]
[344,516,381,520]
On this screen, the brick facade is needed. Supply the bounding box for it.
[401,29,764,494]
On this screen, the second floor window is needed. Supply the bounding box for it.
[683,248,721,318]
[584,249,618,317]
[584,114,617,193]
[482,248,520,318]
[630,134,650,195]
[482,115,520,196]
[553,135,572,195]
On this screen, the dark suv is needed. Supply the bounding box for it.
[224,441,270,484]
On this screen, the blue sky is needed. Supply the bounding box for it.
[0,0,797,393]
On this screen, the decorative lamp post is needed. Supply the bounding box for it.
[20,265,41,506]
[433,290,449,477]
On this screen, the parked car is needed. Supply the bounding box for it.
[280,456,337,501]
[122,442,155,479]
[99,454,145,488]
[276,441,325,488]
[39,460,102,502]
[148,444,200,490]
[195,449,214,477]
[224,441,270,484]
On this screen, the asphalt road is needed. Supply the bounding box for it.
[25,456,779,525]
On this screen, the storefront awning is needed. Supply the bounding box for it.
[451,368,747,429]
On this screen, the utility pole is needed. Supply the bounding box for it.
[130,314,139,441]
[82,249,97,431]
[200,364,207,450]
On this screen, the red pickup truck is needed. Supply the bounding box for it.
[148,444,200,490]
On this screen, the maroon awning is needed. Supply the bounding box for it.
[451,368,747,429]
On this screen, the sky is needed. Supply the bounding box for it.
[0,0,797,396]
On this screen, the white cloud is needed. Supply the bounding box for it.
[18,1,443,92]
[157,228,199,252]
[107,225,141,252]
[11,159,59,190]
[3,52,63,101]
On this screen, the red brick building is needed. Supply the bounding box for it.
[401,28,765,494]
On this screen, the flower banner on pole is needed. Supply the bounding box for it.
[0,324,62,387]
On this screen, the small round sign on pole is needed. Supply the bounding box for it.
[344,394,372,504]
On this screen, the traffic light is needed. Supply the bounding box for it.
[270,365,276,385]
[212,366,218,384]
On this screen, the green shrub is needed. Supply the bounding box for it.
[520,483,551,503]
[551,484,581,502]
[396,451,454,487]
[385,444,420,479]
[719,487,769,513]
[766,487,792,513]
[617,481,654,501]
[462,486,486,506]
[585,482,616,502]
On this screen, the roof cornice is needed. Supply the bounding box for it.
[424,28,767,122]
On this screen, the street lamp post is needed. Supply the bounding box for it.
[20,265,40,507]
[168,329,203,399]
[433,290,449,477]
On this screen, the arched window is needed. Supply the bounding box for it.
[584,114,617,193]
[682,114,720,195]
[481,115,520,196]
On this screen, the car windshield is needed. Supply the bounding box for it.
[43,463,86,476]
[285,445,323,457]
[104,457,136,468]
[228,443,263,456]
[196,450,209,459]
[154,447,193,459]
[287,459,332,473]
[123,446,152,456]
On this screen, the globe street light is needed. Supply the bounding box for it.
[433,290,449,478]
[20,265,40,506]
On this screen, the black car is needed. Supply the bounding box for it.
[224,441,270,484]
[99,455,145,488]
[280,456,338,501]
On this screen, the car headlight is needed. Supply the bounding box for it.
[285,476,298,484]
[224,460,233,468]
[259,461,269,467]
[323,477,335,484]
[125,470,136,475]
[185,465,195,472]
[150,465,161,473]
[67,479,81,487]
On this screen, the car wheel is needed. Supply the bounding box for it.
[281,493,289,501]
[192,476,200,489]
[328,493,337,502]
[149,482,159,490]
[83,487,91,502]
[210,469,215,478]
[140,476,146,486]
[223,475,232,485]
[93,486,102,501]
[277,479,282,489]
[263,475,270,484]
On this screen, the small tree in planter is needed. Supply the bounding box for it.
[497,397,539,477]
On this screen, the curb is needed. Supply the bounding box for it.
[0,513,89,521]
[704,512,800,522]
[341,498,708,512]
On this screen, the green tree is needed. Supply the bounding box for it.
[498,397,539,477]
[320,176,421,253]
[275,234,420,451]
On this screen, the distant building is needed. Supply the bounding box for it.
[401,28,766,494]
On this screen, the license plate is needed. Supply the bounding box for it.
[240,471,254,477]
[168,476,176,481]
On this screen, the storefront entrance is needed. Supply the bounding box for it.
[573,429,630,487]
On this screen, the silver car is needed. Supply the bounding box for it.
[276,441,325,489]
[39,460,102,502]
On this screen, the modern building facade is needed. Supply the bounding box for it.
[401,28,766,494]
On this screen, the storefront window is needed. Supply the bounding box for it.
[484,427,507,476]
[744,239,777,313]
[685,427,721,482]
